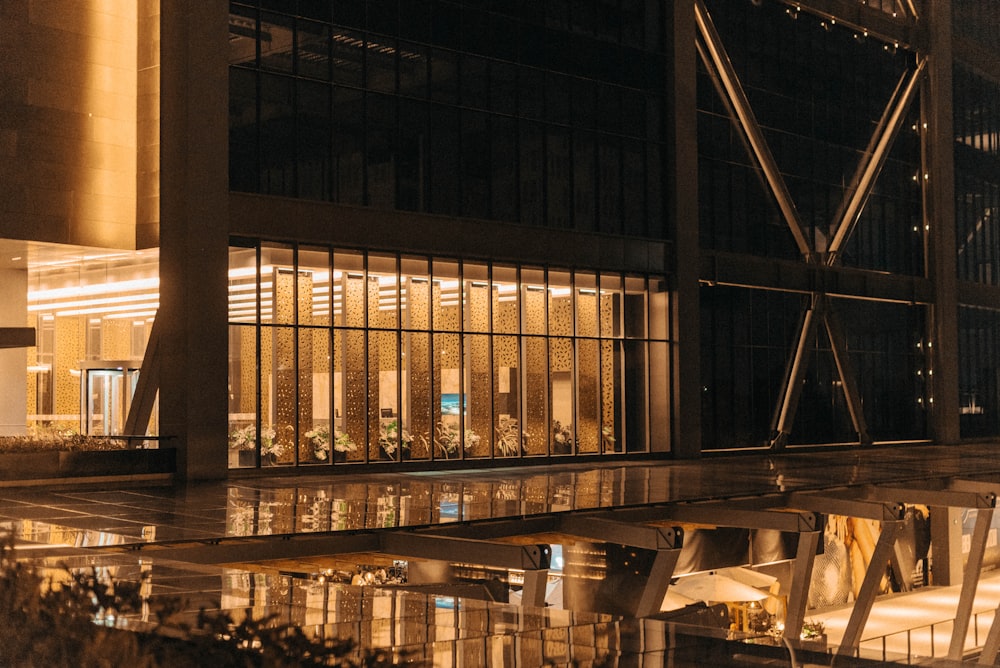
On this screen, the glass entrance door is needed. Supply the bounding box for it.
[80,363,140,436]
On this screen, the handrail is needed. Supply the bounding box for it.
[854,606,996,663]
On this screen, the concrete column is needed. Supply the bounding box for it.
[0,269,28,436]
[158,1,230,479]
[925,0,961,443]
[666,2,701,457]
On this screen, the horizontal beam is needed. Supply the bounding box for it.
[0,327,35,349]
[599,503,818,533]
[559,516,683,550]
[787,492,905,521]
[701,250,933,304]
[862,483,996,509]
[125,532,382,564]
[380,533,550,570]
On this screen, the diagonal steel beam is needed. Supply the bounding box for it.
[950,508,994,660]
[124,312,162,439]
[784,529,821,639]
[770,295,822,450]
[836,520,904,657]
[694,0,813,260]
[827,60,926,264]
[821,299,873,445]
[979,601,1000,664]
[635,548,683,618]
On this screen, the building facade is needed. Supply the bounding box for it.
[0,0,998,480]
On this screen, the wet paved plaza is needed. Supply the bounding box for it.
[3,443,1000,665]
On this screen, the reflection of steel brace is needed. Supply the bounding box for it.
[695,0,926,450]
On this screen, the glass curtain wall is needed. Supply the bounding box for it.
[955,64,1000,438]
[227,1,667,239]
[228,242,669,468]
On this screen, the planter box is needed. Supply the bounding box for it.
[0,449,176,482]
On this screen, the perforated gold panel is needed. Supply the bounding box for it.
[341,273,367,461]
[54,317,85,422]
[466,283,491,455]
[101,319,132,360]
[577,339,600,453]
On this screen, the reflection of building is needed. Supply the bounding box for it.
[2,1,1000,479]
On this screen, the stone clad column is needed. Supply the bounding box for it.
[158,0,229,479]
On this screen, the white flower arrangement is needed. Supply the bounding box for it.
[434,421,477,458]
[229,424,277,453]
[334,429,358,453]
[552,420,573,450]
[378,420,412,456]
[304,425,358,460]
[305,424,331,460]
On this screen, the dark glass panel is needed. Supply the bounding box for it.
[332,0,365,29]
[296,19,329,80]
[545,73,572,126]
[332,86,364,204]
[330,28,364,86]
[398,42,428,98]
[490,61,517,116]
[431,0,461,49]
[597,135,622,233]
[429,105,460,215]
[229,67,258,193]
[461,110,490,219]
[491,116,518,222]
[260,12,295,73]
[229,5,257,66]
[259,73,295,196]
[573,130,596,232]
[399,0,431,42]
[366,35,397,93]
[367,0,398,35]
[546,127,571,228]
[298,0,331,22]
[296,80,331,200]
[429,48,458,104]
[366,93,398,209]
[519,121,544,226]
[398,99,428,212]
[461,54,489,110]
[519,67,544,120]
[622,139,644,235]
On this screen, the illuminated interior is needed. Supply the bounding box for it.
[226,241,671,468]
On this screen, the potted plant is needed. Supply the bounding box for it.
[799,619,827,649]
[552,420,573,454]
[378,420,412,460]
[495,416,525,457]
[333,429,357,462]
[305,424,331,461]
[433,422,478,458]
[229,424,276,467]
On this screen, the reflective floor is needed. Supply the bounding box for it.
[2,443,1000,665]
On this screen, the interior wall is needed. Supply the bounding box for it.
[0,269,27,435]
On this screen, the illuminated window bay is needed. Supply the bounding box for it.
[227,242,670,468]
